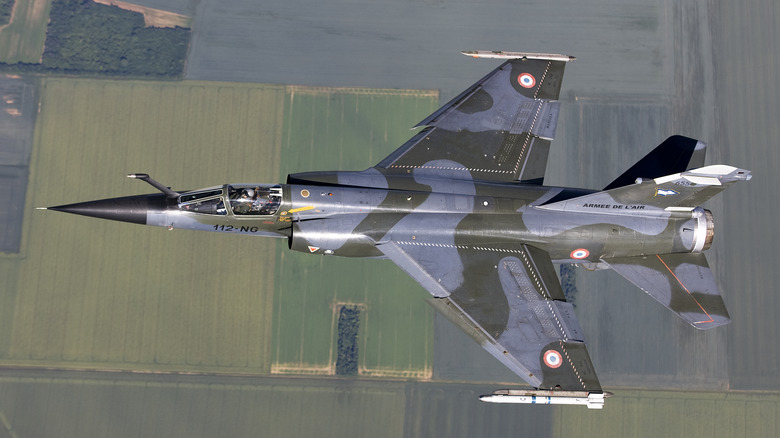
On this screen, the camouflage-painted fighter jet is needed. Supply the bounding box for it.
[46,51,751,408]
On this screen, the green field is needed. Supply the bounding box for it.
[3,370,779,438]
[272,253,435,377]
[554,389,780,437]
[0,372,410,437]
[272,86,438,378]
[2,78,439,379]
[0,0,52,62]
[280,86,440,175]
[7,78,286,373]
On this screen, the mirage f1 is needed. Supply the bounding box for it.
[46,51,751,408]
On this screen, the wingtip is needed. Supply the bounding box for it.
[461,50,575,62]
[692,317,732,330]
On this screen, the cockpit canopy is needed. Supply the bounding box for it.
[178,185,282,216]
[178,187,225,215]
[227,185,282,215]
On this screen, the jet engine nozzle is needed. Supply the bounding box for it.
[692,207,715,252]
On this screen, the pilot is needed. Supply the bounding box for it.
[232,189,254,214]
[242,188,256,199]
[250,186,269,212]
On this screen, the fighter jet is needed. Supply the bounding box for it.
[45,51,750,408]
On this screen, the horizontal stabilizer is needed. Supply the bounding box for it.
[603,253,730,329]
[541,165,751,214]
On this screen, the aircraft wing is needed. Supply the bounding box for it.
[378,240,602,391]
[375,52,574,184]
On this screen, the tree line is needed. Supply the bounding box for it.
[0,0,13,26]
[0,0,189,78]
[336,306,361,375]
[560,264,578,308]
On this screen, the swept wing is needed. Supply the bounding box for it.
[376,52,573,184]
[378,241,602,391]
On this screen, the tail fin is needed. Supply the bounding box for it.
[604,136,707,190]
[541,165,751,214]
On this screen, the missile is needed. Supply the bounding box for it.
[479,389,613,409]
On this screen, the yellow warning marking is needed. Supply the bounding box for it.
[289,206,315,213]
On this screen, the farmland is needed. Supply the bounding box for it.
[1,0,778,435]
[2,77,439,379]
[2,369,780,438]
[712,1,780,390]
[41,0,189,77]
[0,75,37,254]
[272,86,438,377]
[7,78,286,373]
[92,0,191,28]
[0,0,51,63]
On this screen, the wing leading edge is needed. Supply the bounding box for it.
[378,240,602,391]
[375,52,573,184]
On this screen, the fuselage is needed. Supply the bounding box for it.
[70,171,711,264]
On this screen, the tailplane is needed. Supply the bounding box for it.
[602,253,730,329]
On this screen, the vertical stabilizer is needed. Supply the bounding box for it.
[604,136,707,190]
[541,165,751,213]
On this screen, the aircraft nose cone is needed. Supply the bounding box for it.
[47,194,170,225]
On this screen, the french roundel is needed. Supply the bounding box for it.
[543,350,562,368]
[517,73,536,88]
[570,248,589,259]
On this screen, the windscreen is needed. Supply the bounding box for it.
[178,188,226,215]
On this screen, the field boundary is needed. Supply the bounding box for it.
[93,0,191,28]
[287,84,438,98]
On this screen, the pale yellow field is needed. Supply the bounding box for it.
[5,77,440,380]
[9,78,286,374]
[93,0,191,28]
[0,0,52,62]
